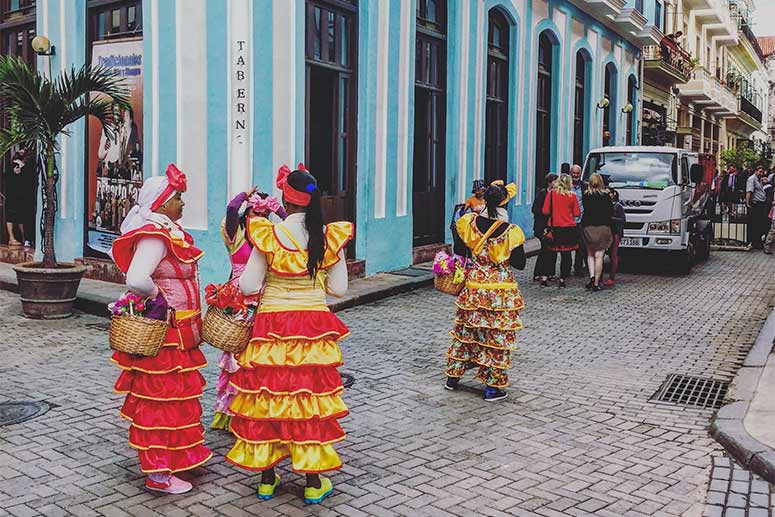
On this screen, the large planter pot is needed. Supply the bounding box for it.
[12,262,87,319]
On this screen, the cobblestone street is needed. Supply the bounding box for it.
[1,251,775,516]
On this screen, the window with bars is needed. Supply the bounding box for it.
[0,0,35,23]
[573,52,587,166]
[87,0,142,42]
[535,31,553,185]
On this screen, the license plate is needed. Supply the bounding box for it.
[620,238,641,247]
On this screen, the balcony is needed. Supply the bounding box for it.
[642,45,692,85]
[615,7,647,35]
[576,0,627,20]
[726,96,764,135]
[678,68,738,116]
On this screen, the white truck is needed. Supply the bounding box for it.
[582,145,714,273]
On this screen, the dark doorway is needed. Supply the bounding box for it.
[573,51,587,166]
[412,0,446,246]
[483,9,509,184]
[535,31,553,192]
[627,75,637,145]
[603,63,617,146]
[305,0,357,252]
[0,0,37,247]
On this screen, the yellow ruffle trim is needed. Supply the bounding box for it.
[456,213,526,263]
[230,428,346,446]
[247,218,354,275]
[229,391,348,421]
[227,441,342,473]
[237,339,343,368]
[210,412,233,431]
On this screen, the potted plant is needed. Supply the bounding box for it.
[0,56,128,318]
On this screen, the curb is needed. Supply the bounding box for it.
[710,307,775,483]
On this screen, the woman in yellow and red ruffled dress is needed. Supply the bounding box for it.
[210,189,287,431]
[226,164,353,505]
[110,164,212,494]
[445,182,527,402]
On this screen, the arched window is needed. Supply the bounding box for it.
[627,76,637,145]
[413,0,447,246]
[484,9,509,184]
[305,0,358,245]
[573,51,589,165]
[535,31,554,186]
[603,63,617,146]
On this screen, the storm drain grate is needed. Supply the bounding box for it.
[651,374,729,409]
[0,401,51,426]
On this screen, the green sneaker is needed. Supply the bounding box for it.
[257,474,280,500]
[304,476,334,504]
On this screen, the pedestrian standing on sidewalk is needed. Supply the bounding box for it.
[210,188,287,431]
[532,173,558,282]
[570,164,587,276]
[582,173,614,291]
[746,166,768,250]
[542,173,581,287]
[445,182,526,402]
[110,164,212,495]
[605,188,625,286]
[227,165,354,504]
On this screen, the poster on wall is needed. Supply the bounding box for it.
[85,38,143,257]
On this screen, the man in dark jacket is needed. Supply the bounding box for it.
[532,173,558,281]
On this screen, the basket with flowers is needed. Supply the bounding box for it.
[202,281,255,354]
[432,251,466,296]
[108,292,169,357]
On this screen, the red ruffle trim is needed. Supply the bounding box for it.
[252,311,349,341]
[112,224,203,273]
[112,347,207,374]
[136,445,212,474]
[230,417,345,444]
[229,365,343,395]
[129,424,206,450]
[121,395,203,429]
[115,369,205,400]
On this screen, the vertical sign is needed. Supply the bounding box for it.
[86,38,144,256]
[228,0,252,198]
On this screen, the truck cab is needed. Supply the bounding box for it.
[582,146,713,272]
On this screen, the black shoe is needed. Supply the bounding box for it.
[558,279,566,288]
[585,278,595,289]
[484,387,508,402]
[592,284,602,292]
[444,377,460,391]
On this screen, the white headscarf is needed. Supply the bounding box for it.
[119,176,176,234]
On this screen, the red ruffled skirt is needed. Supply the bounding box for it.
[112,313,212,474]
[226,310,349,473]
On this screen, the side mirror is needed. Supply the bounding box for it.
[689,164,704,185]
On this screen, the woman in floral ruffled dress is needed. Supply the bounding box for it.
[444,182,527,402]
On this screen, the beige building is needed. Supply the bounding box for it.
[759,36,775,142]
[643,0,768,163]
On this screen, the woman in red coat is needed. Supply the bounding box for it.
[542,173,581,287]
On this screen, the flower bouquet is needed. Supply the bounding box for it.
[433,251,466,296]
[108,291,169,357]
[202,281,255,354]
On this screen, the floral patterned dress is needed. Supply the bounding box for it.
[445,213,526,388]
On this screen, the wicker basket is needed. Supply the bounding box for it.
[202,306,253,354]
[434,274,465,296]
[109,314,168,357]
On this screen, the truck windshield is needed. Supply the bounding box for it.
[584,152,677,189]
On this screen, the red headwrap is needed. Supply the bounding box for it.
[276,162,313,207]
[150,164,188,212]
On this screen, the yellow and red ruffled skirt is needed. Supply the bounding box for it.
[112,310,212,474]
[226,310,349,473]
[445,284,524,388]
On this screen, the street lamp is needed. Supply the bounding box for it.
[622,103,634,113]
[597,98,610,109]
[31,35,55,56]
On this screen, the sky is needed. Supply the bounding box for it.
[754,0,775,37]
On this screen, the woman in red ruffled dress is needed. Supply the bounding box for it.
[227,165,353,504]
[110,164,212,494]
[211,189,287,431]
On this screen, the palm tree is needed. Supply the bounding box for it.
[0,56,129,268]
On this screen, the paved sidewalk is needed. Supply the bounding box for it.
[0,250,774,516]
[745,354,775,452]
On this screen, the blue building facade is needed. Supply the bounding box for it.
[12,0,643,286]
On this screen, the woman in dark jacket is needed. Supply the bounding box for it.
[581,173,613,291]
[531,173,557,282]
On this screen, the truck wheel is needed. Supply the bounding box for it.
[676,243,694,275]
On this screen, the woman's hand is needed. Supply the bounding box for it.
[144,292,169,321]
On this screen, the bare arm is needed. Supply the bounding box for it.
[125,237,167,297]
[240,247,267,295]
[325,249,349,298]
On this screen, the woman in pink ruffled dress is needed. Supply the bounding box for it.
[211,189,286,430]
